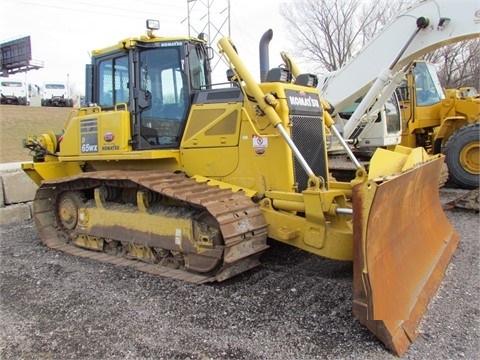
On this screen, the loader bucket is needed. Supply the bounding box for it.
[352,156,459,356]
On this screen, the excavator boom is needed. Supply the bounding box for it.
[318,0,480,112]
[311,0,480,188]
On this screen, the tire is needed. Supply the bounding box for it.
[438,162,449,188]
[444,122,480,189]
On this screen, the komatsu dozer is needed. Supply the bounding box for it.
[22,21,458,356]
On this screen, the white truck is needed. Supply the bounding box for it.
[0,77,29,105]
[41,81,73,107]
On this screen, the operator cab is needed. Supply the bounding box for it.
[405,61,445,107]
[85,20,212,150]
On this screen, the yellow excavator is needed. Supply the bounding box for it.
[22,20,458,356]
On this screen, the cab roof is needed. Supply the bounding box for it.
[91,35,207,56]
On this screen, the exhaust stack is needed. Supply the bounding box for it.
[259,29,273,82]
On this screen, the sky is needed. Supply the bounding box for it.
[1,0,297,95]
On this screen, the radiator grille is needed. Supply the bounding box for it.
[290,114,328,191]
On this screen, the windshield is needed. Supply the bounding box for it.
[1,81,22,87]
[2,81,22,87]
[414,62,445,106]
[45,84,65,89]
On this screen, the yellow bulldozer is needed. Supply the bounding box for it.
[22,21,458,356]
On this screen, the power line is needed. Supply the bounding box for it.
[3,0,187,23]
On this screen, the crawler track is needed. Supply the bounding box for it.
[33,170,269,284]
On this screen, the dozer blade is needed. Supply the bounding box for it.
[351,156,459,356]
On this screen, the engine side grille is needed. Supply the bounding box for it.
[290,114,328,191]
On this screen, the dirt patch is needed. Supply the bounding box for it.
[0,105,72,163]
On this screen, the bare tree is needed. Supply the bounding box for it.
[423,39,480,90]
[280,0,402,72]
[281,0,478,91]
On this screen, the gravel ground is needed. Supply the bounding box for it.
[0,187,478,360]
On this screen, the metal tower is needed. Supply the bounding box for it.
[184,0,231,69]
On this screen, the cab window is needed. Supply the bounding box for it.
[98,55,129,107]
